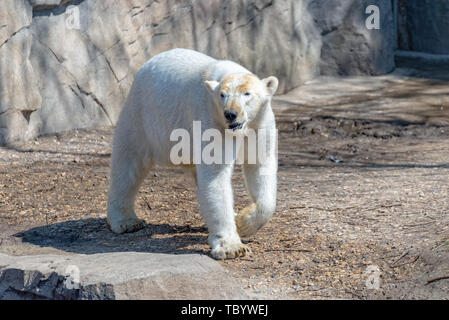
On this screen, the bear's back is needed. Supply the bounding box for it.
[138,49,215,88]
[130,49,251,114]
[131,49,216,115]
[136,49,251,94]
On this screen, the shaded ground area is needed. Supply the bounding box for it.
[1,64,449,299]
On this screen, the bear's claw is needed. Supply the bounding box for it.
[211,242,251,260]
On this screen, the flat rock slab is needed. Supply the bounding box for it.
[0,252,248,300]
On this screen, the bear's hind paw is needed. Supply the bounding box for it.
[109,218,146,234]
[235,204,259,238]
[211,242,251,260]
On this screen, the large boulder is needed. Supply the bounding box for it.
[0,252,249,300]
[0,0,396,144]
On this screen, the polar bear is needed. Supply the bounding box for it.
[107,48,278,260]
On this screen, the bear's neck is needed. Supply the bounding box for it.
[250,101,275,130]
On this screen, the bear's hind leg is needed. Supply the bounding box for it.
[107,136,151,234]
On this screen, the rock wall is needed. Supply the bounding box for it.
[398,0,449,55]
[0,0,395,144]
[311,0,395,76]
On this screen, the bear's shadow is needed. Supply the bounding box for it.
[15,218,209,256]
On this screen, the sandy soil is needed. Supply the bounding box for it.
[1,65,449,299]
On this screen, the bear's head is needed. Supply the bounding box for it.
[205,74,278,131]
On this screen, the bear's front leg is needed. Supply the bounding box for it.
[237,147,277,237]
[196,164,251,260]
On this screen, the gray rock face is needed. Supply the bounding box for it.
[398,0,449,54]
[0,0,42,144]
[0,252,248,300]
[310,0,396,76]
[0,0,396,144]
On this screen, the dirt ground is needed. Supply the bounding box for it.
[1,64,449,299]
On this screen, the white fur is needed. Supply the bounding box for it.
[107,48,278,259]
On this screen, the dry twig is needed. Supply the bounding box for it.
[426,276,449,285]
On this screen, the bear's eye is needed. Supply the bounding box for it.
[220,92,226,99]
[244,92,251,96]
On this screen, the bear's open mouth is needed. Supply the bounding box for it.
[229,123,244,131]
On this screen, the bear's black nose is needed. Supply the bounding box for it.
[224,110,238,123]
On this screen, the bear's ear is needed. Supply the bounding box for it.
[262,76,279,97]
[204,81,220,95]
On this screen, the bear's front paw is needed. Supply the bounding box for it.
[109,217,146,234]
[210,240,251,260]
[236,204,259,238]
